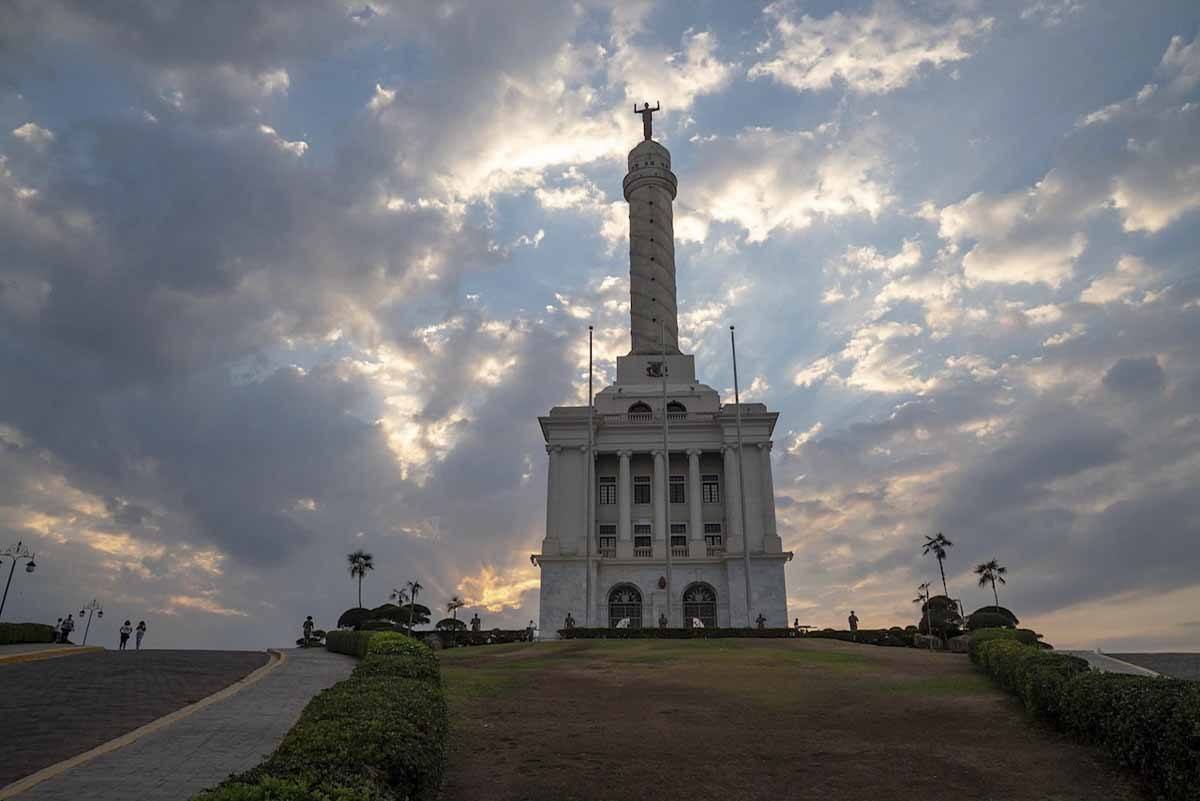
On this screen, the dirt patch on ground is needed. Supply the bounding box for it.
[438,639,1149,801]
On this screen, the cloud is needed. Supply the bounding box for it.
[1079,256,1151,304]
[682,125,893,242]
[1102,356,1165,397]
[750,1,992,94]
[11,122,55,149]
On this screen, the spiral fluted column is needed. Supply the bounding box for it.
[623,140,679,354]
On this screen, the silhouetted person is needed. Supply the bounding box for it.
[119,620,132,650]
[525,620,536,642]
[470,613,481,633]
[793,618,800,637]
[756,613,767,629]
[135,621,146,650]
[303,615,314,644]
[61,614,75,644]
[564,612,575,629]
[53,618,62,643]
[658,612,668,628]
[848,610,859,641]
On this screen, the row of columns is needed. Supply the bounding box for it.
[546,443,774,551]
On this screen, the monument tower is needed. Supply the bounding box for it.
[531,104,791,636]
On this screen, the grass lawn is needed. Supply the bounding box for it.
[437,638,1150,801]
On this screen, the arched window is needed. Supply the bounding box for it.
[667,401,687,417]
[628,402,652,419]
[608,584,643,628]
[683,583,717,629]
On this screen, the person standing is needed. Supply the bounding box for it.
[525,620,536,643]
[119,620,133,650]
[135,621,147,650]
[470,613,481,633]
[61,614,75,644]
[302,615,314,645]
[848,610,860,641]
[52,618,63,644]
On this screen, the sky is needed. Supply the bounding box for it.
[1,0,1198,652]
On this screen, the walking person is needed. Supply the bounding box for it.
[119,620,133,651]
[848,610,860,642]
[135,620,146,650]
[61,614,75,644]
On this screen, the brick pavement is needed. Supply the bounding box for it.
[0,650,268,788]
[10,647,356,801]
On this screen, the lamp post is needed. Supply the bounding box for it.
[0,541,37,621]
[80,599,103,647]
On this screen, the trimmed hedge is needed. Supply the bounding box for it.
[558,627,798,639]
[974,639,1200,801]
[0,622,55,645]
[968,627,1040,659]
[194,633,446,800]
[324,630,376,659]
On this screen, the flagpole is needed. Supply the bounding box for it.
[731,325,753,627]
[660,316,673,627]
[585,325,594,627]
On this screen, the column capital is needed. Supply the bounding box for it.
[577,444,589,453]
[547,444,564,454]
[651,449,665,458]
[757,441,773,451]
[686,448,702,457]
[721,444,737,454]
[617,449,633,458]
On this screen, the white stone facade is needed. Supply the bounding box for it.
[531,128,792,638]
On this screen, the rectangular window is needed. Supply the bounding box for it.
[671,535,687,548]
[633,476,652,505]
[670,523,687,535]
[703,522,722,534]
[634,535,652,548]
[599,524,617,535]
[704,523,722,550]
[598,476,616,505]
[669,475,685,504]
[633,523,652,535]
[704,534,723,549]
[702,474,721,504]
[598,535,616,550]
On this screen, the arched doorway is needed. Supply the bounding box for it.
[683,583,717,628]
[608,584,643,628]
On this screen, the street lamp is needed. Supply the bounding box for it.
[0,541,37,621]
[80,599,103,647]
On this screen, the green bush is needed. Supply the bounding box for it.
[968,627,1039,661]
[0,622,55,645]
[324,630,376,659]
[336,607,372,630]
[195,631,446,801]
[974,640,1200,801]
[192,775,387,800]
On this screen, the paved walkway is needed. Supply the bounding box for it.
[1110,653,1200,680]
[1061,650,1159,676]
[11,647,356,801]
[0,643,69,656]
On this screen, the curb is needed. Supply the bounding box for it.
[0,646,104,666]
[0,648,286,800]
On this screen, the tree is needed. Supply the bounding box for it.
[390,587,409,630]
[922,533,954,599]
[446,596,465,624]
[974,559,1008,607]
[347,550,374,608]
[406,580,423,632]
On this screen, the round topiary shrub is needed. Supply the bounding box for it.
[336,607,372,630]
[967,606,1019,630]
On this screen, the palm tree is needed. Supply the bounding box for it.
[922,532,954,598]
[347,550,374,608]
[446,596,465,624]
[406,580,423,633]
[974,559,1008,607]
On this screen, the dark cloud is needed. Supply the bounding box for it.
[1103,356,1165,397]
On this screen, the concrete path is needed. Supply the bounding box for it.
[11,648,356,801]
[1061,650,1159,676]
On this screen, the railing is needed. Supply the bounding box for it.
[671,545,689,558]
[706,546,725,556]
[633,546,653,558]
[599,546,616,558]
[601,412,717,425]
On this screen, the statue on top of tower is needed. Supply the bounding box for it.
[634,101,660,141]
